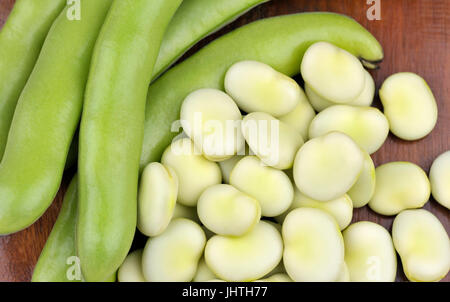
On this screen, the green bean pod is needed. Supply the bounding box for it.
[0,0,66,161]
[0,0,113,235]
[140,12,383,168]
[32,176,116,282]
[152,0,270,79]
[77,0,183,282]
[32,177,81,282]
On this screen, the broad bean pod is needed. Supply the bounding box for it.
[32,176,116,282]
[0,0,113,234]
[0,0,66,160]
[153,0,269,79]
[77,0,183,282]
[32,177,80,282]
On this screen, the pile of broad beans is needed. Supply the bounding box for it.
[0,0,447,282]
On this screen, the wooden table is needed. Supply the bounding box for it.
[0,0,448,282]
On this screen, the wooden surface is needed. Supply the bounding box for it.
[0,0,448,282]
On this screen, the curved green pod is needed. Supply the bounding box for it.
[0,0,113,235]
[32,176,116,282]
[141,12,383,168]
[0,0,66,161]
[78,0,183,282]
[152,0,270,79]
[32,177,79,282]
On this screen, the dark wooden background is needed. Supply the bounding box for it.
[0,0,448,282]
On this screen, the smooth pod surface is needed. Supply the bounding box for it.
[141,12,383,169]
[161,138,222,206]
[180,88,244,161]
[347,151,376,208]
[142,218,206,282]
[305,69,375,112]
[32,177,81,282]
[32,175,117,282]
[279,87,316,140]
[138,162,178,237]
[0,0,66,160]
[205,221,283,281]
[225,61,301,117]
[343,221,397,282]
[293,132,364,201]
[197,184,261,236]
[301,42,366,103]
[368,162,430,216]
[0,0,113,235]
[392,209,450,282]
[230,156,294,217]
[77,0,182,282]
[283,208,344,282]
[429,151,450,209]
[152,0,269,79]
[118,250,146,282]
[242,112,304,169]
[379,72,438,140]
[308,105,389,154]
